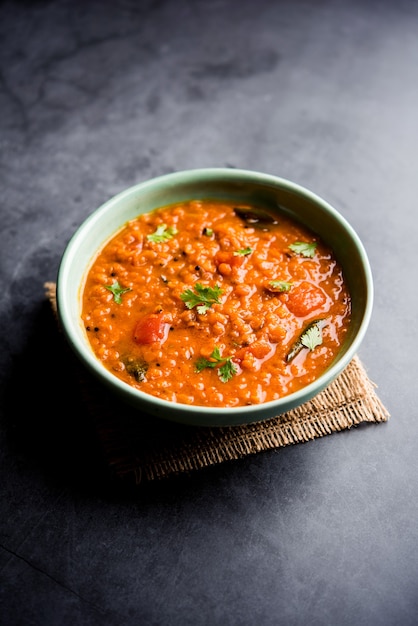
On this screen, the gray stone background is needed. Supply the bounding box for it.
[1,1,417,625]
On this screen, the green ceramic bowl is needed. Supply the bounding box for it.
[56,168,373,427]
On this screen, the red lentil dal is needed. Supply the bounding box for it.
[81,200,351,407]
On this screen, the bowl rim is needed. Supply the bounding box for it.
[57,167,373,424]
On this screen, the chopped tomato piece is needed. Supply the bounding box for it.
[285,281,327,317]
[133,315,167,344]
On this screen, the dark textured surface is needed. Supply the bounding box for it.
[0,1,416,624]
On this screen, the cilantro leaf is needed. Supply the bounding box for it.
[196,346,222,372]
[289,241,317,258]
[300,324,324,351]
[286,319,327,362]
[268,280,293,293]
[233,247,253,256]
[147,224,177,243]
[218,359,237,383]
[195,346,237,382]
[104,280,132,304]
[180,283,222,314]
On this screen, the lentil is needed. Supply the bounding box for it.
[81,200,351,407]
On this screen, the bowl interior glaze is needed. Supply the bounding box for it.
[57,168,373,426]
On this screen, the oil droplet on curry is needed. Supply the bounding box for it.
[81,200,351,407]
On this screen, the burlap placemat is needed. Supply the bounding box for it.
[45,282,389,484]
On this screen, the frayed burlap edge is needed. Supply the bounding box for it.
[45,282,389,483]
